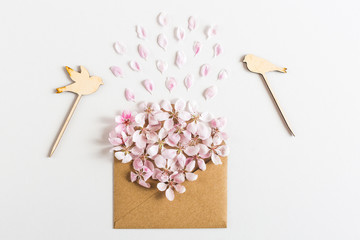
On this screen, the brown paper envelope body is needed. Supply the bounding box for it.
[113,157,227,228]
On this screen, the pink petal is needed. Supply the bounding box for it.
[193,41,202,56]
[198,159,206,171]
[161,100,172,111]
[185,160,196,172]
[133,158,143,171]
[162,149,177,159]
[166,77,177,93]
[138,44,149,60]
[174,99,186,111]
[113,42,126,55]
[203,85,218,100]
[136,25,147,40]
[184,74,194,90]
[130,172,137,182]
[199,64,210,77]
[174,27,185,41]
[110,66,123,78]
[128,60,141,72]
[165,188,175,201]
[142,79,154,94]
[184,146,199,156]
[138,179,150,188]
[213,43,223,57]
[157,34,168,51]
[218,69,228,80]
[205,25,218,39]
[146,145,159,157]
[174,184,186,194]
[211,152,222,165]
[157,182,168,191]
[188,16,197,31]
[156,60,168,74]
[157,12,169,26]
[155,155,166,168]
[125,88,135,102]
[185,172,198,181]
[175,51,186,69]
[197,122,211,140]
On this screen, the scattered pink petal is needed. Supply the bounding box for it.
[138,44,149,60]
[125,88,135,102]
[113,42,126,55]
[128,60,141,72]
[156,60,168,74]
[157,12,169,26]
[166,77,177,93]
[142,79,154,94]
[165,188,175,201]
[110,66,123,78]
[175,27,185,41]
[184,74,194,90]
[175,51,186,69]
[218,69,228,80]
[204,85,218,100]
[200,64,210,77]
[205,25,218,39]
[136,25,147,40]
[157,34,168,51]
[214,43,223,57]
[193,41,202,56]
[188,16,197,31]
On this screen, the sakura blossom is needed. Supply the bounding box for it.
[109,99,229,201]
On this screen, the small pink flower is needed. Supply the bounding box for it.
[203,137,229,165]
[131,159,154,188]
[115,110,136,134]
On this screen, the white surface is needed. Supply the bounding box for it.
[1,0,360,239]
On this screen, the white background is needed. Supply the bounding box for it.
[1,0,360,239]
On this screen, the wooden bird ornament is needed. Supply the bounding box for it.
[243,54,294,136]
[49,66,103,157]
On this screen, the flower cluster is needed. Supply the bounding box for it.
[109,99,229,201]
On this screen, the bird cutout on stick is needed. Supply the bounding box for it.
[243,54,295,136]
[49,66,103,157]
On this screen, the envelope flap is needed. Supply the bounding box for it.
[113,158,158,223]
[114,157,227,228]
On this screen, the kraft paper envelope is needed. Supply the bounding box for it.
[113,157,227,228]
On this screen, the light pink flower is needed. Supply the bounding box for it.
[131,158,154,188]
[157,169,186,201]
[202,137,229,165]
[173,159,198,182]
[115,110,136,134]
[210,117,228,141]
[136,102,161,126]
[114,136,134,163]
[157,99,191,131]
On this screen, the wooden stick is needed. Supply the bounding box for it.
[49,94,82,157]
[261,74,295,136]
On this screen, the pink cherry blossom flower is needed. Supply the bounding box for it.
[114,136,134,163]
[115,110,136,134]
[202,137,229,165]
[156,99,191,131]
[157,172,186,201]
[210,117,229,141]
[135,102,161,126]
[131,158,154,188]
[173,159,198,182]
